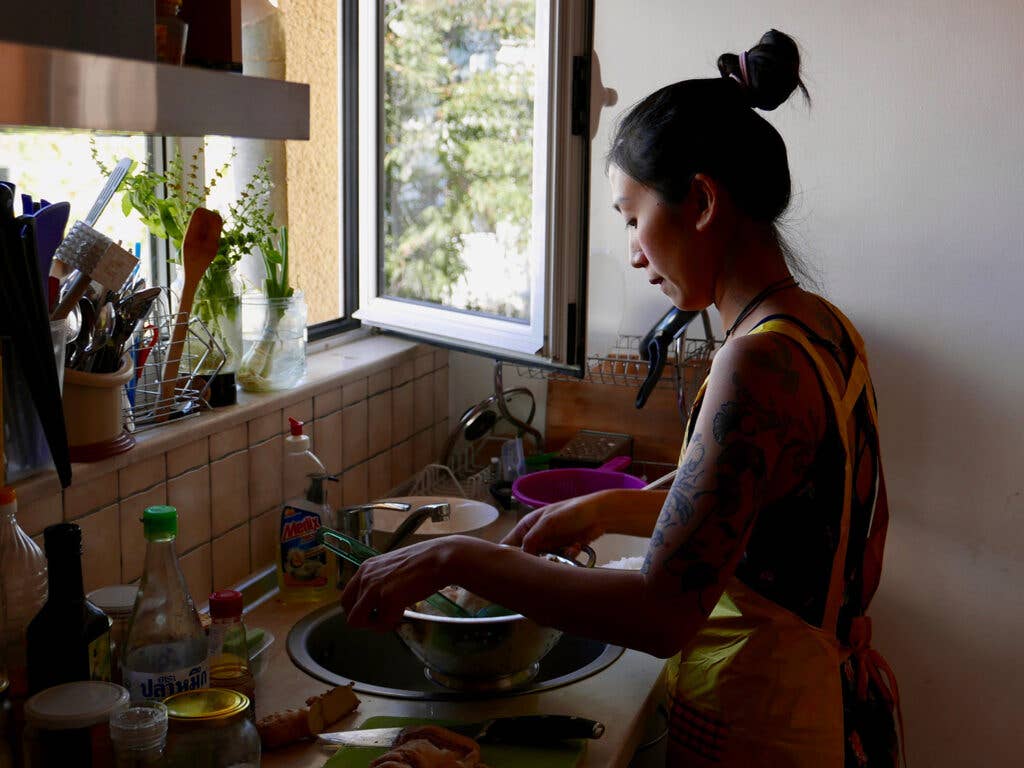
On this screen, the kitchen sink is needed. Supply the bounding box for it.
[287,603,624,701]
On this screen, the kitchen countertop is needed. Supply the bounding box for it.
[247,527,666,768]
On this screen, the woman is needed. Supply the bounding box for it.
[342,29,898,767]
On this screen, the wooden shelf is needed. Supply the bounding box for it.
[0,40,309,139]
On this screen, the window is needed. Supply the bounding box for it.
[0,133,160,286]
[348,0,595,373]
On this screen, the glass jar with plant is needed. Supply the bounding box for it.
[93,142,277,405]
[238,226,307,392]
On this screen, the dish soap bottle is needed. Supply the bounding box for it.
[123,506,209,702]
[278,418,334,602]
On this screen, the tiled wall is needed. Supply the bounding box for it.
[13,345,450,607]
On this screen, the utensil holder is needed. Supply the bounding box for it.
[63,355,135,462]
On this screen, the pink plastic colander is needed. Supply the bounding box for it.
[511,456,646,509]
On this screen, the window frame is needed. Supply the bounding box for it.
[338,0,594,373]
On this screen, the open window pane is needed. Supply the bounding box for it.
[354,0,593,371]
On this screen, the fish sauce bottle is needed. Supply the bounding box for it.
[25,523,111,694]
[123,506,208,702]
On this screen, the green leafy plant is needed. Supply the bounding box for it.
[92,140,277,369]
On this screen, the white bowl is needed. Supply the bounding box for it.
[371,496,500,537]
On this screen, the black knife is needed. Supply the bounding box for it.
[317,715,605,749]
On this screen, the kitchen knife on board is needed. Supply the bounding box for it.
[318,715,605,749]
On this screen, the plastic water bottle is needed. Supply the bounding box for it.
[122,506,208,702]
[0,486,48,698]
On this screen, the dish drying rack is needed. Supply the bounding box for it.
[123,290,225,432]
[513,331,719,424]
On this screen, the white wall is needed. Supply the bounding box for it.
[584,1,1024,765]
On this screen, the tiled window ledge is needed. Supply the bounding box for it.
[10,330,452,604]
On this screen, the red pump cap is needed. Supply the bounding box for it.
[0,486,16,505]
[288,417,304,437]
[208,589,244,619]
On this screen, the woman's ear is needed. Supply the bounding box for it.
[691,173,718,232]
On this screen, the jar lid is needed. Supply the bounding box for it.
[25,681,129,730]
[208,589,244,619]
[109,700,168,749]
[87,585,140,616]
[165,689,249,721]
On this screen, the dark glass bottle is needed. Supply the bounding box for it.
[26,523,111,695]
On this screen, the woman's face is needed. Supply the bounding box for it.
[608,166,713,310]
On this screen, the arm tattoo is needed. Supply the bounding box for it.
[643,335,821,606]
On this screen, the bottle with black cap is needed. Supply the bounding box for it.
[25,523,111,695]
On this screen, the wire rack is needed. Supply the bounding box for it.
[513,333,719,423]
[123,292,225,433]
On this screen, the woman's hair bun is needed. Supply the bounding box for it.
[717,29,810,110]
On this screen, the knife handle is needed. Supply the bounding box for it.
[480,715,605,743]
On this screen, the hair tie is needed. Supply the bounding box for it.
[739,51,750,87]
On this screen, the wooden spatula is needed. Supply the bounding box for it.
[157,207,223,422]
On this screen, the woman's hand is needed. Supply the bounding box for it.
[501,491,611,555]
[340,535,489,630]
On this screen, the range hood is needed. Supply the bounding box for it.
[0,40,309,139]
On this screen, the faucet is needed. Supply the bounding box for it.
[381,501,451,553]
[337,501,451,553]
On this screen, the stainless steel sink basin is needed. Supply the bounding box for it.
[287,603,624,701]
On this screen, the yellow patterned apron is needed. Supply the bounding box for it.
[664,310,882,767]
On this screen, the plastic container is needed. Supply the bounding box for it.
[122,506,209,702]
[163,689,259,768]
[109,699,168,767]
[511,456,646,509]
[0,485,48,698]
[277,418,334,602]
[88,585,139,687]
[22,680,129,767]
[246,628,275,680]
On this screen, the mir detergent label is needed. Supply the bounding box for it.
[280,503,328,587]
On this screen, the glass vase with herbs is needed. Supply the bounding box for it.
[238,225,307,392]
[94,142,277,406]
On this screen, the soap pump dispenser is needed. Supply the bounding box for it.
[277,418,336,602]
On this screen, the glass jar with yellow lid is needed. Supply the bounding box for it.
[163,688,259,768]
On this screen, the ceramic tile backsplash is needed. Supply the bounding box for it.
[79,504,120,593]
[18,492,63,536]
[120,484,167,583]
[314,387,343,419]
[414,371,434,432]
[119,454,166,498]
[169,466,211,554]
[342,401,368,469]
[367,391,392,457]
[392,382,414,443]
[21,347,449,594]
[63,471,118,521]
[248,436,283,517]
[167,438,209,478]
[315,410,343,476]
[210,423,247,460]
[211,451,250,537]
[180,543,212,609]
[212,524,250,594]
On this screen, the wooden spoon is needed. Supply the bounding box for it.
[157,208,223,421]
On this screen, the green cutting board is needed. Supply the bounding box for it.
[323,716,586,768]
